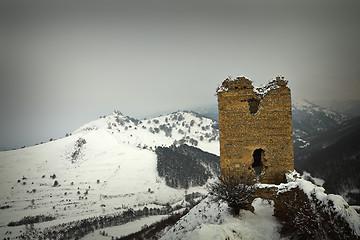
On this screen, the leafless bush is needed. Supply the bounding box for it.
[208,173,255,215]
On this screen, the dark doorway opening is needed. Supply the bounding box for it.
[252,148,264,177]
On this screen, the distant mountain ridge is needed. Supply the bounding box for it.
[296,116,360,204]
[314,99,360,117]
[292,99,348,149]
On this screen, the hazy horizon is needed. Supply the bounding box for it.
[1,0,360,150]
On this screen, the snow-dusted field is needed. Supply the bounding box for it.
[0,111,219,239]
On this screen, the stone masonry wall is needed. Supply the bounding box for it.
[217,76,294,184]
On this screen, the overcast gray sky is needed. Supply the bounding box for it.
[1,0,360,150]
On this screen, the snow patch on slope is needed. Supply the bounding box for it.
[159,197,283,240]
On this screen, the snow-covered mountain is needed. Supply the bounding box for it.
[73,110,219,155]
[292,99,348,149]
[0,111,219,239]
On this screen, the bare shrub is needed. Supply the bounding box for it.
[208,173,255,215]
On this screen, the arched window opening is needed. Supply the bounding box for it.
[252,148,264,177]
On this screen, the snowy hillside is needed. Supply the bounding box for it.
[160,197,283,240]
[159,171,360,240]
[0,111,219,239]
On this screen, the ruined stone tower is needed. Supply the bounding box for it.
[217,76,294,184]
